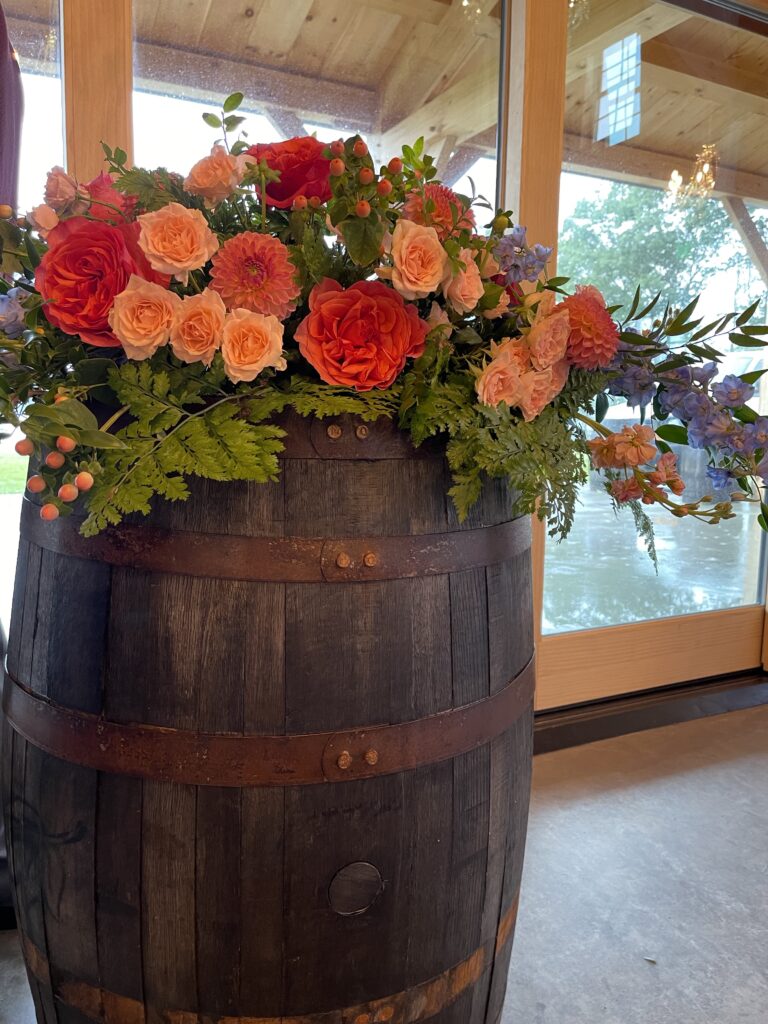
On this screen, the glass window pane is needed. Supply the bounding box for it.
[132,0,501,191]
[544,2,768,634]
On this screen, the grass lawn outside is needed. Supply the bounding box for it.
[0,453,27,494]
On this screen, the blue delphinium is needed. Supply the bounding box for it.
[687,408,738,449]
[712,374,755,407]
[494,227,552,285]
[706,466,732,490]
[744,417,768,454]
[0,288,26,339]
[608,364,656,408]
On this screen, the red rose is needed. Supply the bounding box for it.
[84,171,136,223]
[295,278,428,391]
[246,136,331,209]
[36,217,168,347]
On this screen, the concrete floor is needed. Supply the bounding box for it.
[1,706,767,1024]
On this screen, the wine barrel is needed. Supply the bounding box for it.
[2,413,534,1024]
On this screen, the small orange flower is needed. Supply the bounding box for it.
[403,184,475,240]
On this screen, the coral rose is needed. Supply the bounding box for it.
[85,171,135,222]
[221,308,287,383]
[560,285,620,369]
[476,339,532,409]
[527,291,570,370]
[210,232,300,319]
[246,136,331,209]
[170,289,227,366]
[36,217,168,347]
[138,202,219,284]
[295,278,428,392]
[443,247,484,315]
[390,219,448,300]
[403,184,475,241]
[44,166,88,214]
[184,145,244,208]
[108,275,181,360]
[518,359,569,422]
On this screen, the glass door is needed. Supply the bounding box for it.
[537,0,768,708]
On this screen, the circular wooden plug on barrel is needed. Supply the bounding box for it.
[2,413,534,1024]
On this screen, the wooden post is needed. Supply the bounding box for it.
[722,196,768,288]
[499,0,569,669]
[61,0,133,180]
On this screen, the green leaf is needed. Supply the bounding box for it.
[736,298,760,326]
[729,332,768,348]
[223,91,244,113]
[595,392,609,423]
[24,233,41,269]
[76,429,128,449]
[339,215,386,266]
[634,293,661,321]
[202,112,222,128]
[223,115,246,132]
[740,369,768,385]
[655,424,689,445]
[114,148,128,167]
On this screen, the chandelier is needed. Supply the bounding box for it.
[568,0,591,30]
[667,144,718,202]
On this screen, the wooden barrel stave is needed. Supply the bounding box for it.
[3,417,533,1024]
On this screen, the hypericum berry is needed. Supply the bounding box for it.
[358,167,374,186]
[54,394,69,404]
[330,139,345,157]
[387,157,403,174]
[26,475,46,494]
[74,471,94,492]
[329,158,346,177]
[14,438,34,457]
[58,483,79,502]
[353,139,368,158]
[292,195,308,211]
[0,204,12,219]
[308,196,322,209]
[56,435,77,453]
[45,451,65,469]
[355,200,371,218]
[40,503,60,521]
[376,178,393,197]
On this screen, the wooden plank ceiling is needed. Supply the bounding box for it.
[4,0,768,200]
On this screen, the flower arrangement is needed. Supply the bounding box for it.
[1,91,767,547]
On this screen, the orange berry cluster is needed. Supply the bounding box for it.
[289,139,404,218]
[15,435,94,521]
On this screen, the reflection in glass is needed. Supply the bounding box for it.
[546,2,768,633]
[133,1,502,195]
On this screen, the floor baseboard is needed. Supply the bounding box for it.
[534,671,768,754]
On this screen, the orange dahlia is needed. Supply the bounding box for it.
[402,184,475,240]
[209,232,300,319]
[560,285,620,370]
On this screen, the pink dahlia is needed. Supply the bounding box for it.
[209,232,300,319]
[403,184,475,240]
[560,285,620,370]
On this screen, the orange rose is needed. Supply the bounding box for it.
[518,359,569,422]
[184,145,244,208]
[295,278,428,391]
[221,308,286,383]
[138,202,219,284]
[476,338,532,409]
[108,275,181,360]
[390,219,448,300]
[170,289,226,366]
[245,136,331,209]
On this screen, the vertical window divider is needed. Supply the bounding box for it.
[60,0,133,181]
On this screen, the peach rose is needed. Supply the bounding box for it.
[390,219,449,300]
[221,308,287,383]
[427,301,453,338]
[482,290,511,320]
[28,204,59,238]
[476,338,532,409]
[184,145,245,208]
[518,358,569,422]
[170,289,226,366]
[443,248,485,315]
[108,274,181,360]
[138,202,219,284]
[527,296,570,370]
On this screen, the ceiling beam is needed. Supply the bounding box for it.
[722,196,768,286]
[642,38,768,118]
[563,131,768,205]
[567,1,691,84]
